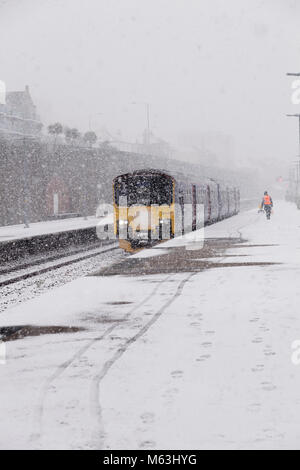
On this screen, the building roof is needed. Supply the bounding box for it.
[6,86,35,110]
[0,85,42,136]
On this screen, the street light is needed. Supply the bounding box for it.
[286,73,300,206]
[131,102,151,144]
[286,114,300,155]
[88,113,103,131]
[287,114,300,205]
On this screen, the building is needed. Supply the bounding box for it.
[109,131,173,159]
[0,85,43,137]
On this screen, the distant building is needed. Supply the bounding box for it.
[177,131,235,167]
[0,85,42,137]
[113,139,173,159]
[109,131,173,159]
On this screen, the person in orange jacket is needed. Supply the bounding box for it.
[260,191,273,219]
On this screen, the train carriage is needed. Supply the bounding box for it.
[113,169,239,252]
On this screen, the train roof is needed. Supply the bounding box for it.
[114,168,207,183]
[113,168,171,179]
[113,168,237,189]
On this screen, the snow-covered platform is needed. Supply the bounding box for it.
[0,216,99,243]
[1,201,300,450]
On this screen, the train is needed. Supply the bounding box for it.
[113,168,240,252]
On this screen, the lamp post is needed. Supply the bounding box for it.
[287,73,300,207]
[88,113,103,132]
[286,114,300,153]
[287,114,300,207]
[131,102,151,144]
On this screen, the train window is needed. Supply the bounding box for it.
[128,176,151,205]
[115,175,173,206]
[151,176,173,205]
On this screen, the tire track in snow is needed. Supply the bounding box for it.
[90,272,197,449]
[32,214,256,447]
[31,274,173,445]
[89,214,261,448]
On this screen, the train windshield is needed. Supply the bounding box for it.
[115,175,173,206]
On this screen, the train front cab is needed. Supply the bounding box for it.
[113,171,240,253]
[113,172,176,252]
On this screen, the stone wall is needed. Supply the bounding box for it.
[0,136,253,227]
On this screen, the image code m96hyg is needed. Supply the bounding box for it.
[0,0,300,454]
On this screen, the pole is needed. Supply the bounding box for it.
[146,103,151,145]
[23,136,30,228]
[146,103,150,135]
[298,116,300,205]
[298,115,300,157]
[286,114,300,206]
[131,102,151,144]
[88,113,103,132]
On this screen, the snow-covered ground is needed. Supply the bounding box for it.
[1,201,300,449]
[0,216,100,243]
[0,247,124,313]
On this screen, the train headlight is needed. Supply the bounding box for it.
[119,220,128,226]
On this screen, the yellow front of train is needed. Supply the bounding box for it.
[113,170,175,252]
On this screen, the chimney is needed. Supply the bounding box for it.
[25,85,29,94]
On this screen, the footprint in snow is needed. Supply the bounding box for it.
[171,370,184,379]
[139,440,156,449]
[140,412,155,425]
[196,355,211,362]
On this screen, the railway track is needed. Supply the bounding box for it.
[0,242,119,288]
[0,201,254,290]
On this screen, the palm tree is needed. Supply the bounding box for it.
[83,131,97,148]
[48,122,63,145]
[64,127,81,145]
[70,128,80,140]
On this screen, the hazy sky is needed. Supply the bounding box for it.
[1,0,300,171]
